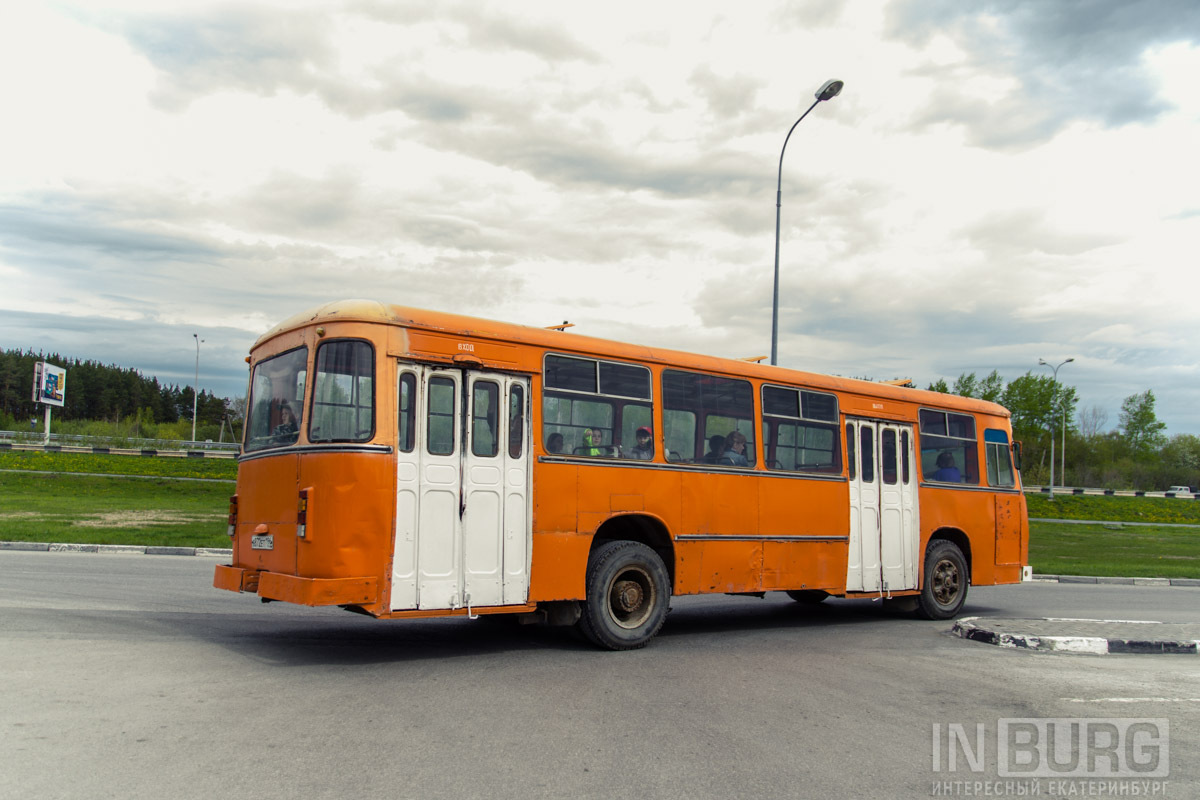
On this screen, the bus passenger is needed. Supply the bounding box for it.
[703,434,726,464]
[629,426,654,460]
[719,431,749,467]
[546,432,564,454]
[581,428,603,457]
[933,452,961,482]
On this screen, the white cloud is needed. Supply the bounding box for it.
[1,0,1198,435]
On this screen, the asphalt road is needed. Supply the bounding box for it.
[2,551,1198,800]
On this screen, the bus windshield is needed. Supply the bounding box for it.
[245,347,308,452]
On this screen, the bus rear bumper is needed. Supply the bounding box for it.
[213,565,378,606]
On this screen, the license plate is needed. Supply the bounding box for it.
[251,534,274,551]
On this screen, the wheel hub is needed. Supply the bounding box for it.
[613,579,644,612]
[933,559,960,604]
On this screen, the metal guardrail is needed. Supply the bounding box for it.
[1023,484,1198,499]
[0,430,239,452]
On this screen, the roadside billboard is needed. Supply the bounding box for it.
[32,361,67,407]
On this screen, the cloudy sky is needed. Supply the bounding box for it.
[2,1,1198,434]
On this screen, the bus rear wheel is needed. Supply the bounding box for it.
[578,541,670,650]
[917,540,968,620]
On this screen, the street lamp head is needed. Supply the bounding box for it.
[1065,357,1075,363]
[1038,358,1048,366]
[815,79,844,102]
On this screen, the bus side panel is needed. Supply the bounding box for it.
[529,461,586,601]
[763,541,847,592]
[918,487,999,587]
[992,492,1027,585]
[676,472,761,593]
[295,452,396,610]
[759,477,849,592]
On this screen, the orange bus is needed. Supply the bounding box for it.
[214,300,1028,649]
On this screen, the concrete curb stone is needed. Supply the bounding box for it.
[954,616,1200,655]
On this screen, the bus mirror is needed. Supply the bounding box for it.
[1011,441,1023,471]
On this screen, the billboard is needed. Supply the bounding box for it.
[32,361,67,408]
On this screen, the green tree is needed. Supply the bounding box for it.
[978,370,1004,403]
[1119,390,1167,456]
[926,378,950,393]
[952,372,978,398]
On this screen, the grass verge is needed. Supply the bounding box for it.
[1027,491,1200,525]
[3,453,1199,577]
[0,449,237,481]
[0,470,231,549]
[1029,520,1200,579]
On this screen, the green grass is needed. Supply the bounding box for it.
[0,469,232,548]
[0,449,237,481]
[3,451,1199,576]
[1026,491,1200,525]
[1029,520,1200,579]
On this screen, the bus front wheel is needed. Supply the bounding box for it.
[917,540,968,620]
[579,541,670,650]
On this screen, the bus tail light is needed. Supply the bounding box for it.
[227,494,238,538]
[297,489,309,538]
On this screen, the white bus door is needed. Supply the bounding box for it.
[391,366,531,612]
[846,420,919,593]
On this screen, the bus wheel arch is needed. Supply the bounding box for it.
[591,514,675,589]
[579,517,673,650]
[918,530,971,620]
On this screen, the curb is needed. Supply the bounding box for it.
[2,542,1197,583]
[953,616,1200,655]
[1029,574,1200,587]
[0,541,232,557]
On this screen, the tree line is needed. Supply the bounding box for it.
[0,348,239,442]
[928,370,1188,492]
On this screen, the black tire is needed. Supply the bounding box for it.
[785,590,828,604]
[917,540,969,620]
[578,541,670,650]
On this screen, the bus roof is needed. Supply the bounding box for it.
[256,299,1010,419]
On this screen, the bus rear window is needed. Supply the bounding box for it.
[310,340,375,443]
[245,347,308,452]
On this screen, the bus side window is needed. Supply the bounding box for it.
[984,429,1015,487]
[427,377,456,456]
[471,381,499,458]
[881,429,898,485]
[846,422,856,480]
[663,369,755,467]
[919,409,979,485]
[860,426,874,483]
[398,372,415,453]
[509,384,525,459]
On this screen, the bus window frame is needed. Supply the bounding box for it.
[918,407,979,485]
[662,368,756,468]
[761,383,842,475]
[541,353,652,460]
[244,345,309,453]
[309,338,376,445]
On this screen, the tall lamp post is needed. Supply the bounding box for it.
[192,334,204,444]
[1038,357,1074,499]
[770,78,844,366]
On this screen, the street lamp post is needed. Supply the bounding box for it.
[1038,357,1074,499]
[192,334,204,444]
[770,78,844,366]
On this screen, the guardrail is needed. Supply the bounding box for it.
[0,430,240,453]
[1023,485,1198,499]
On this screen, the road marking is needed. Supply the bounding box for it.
[1065,697,1200,703]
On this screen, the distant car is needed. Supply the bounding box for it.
[1168,485,1192,496]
